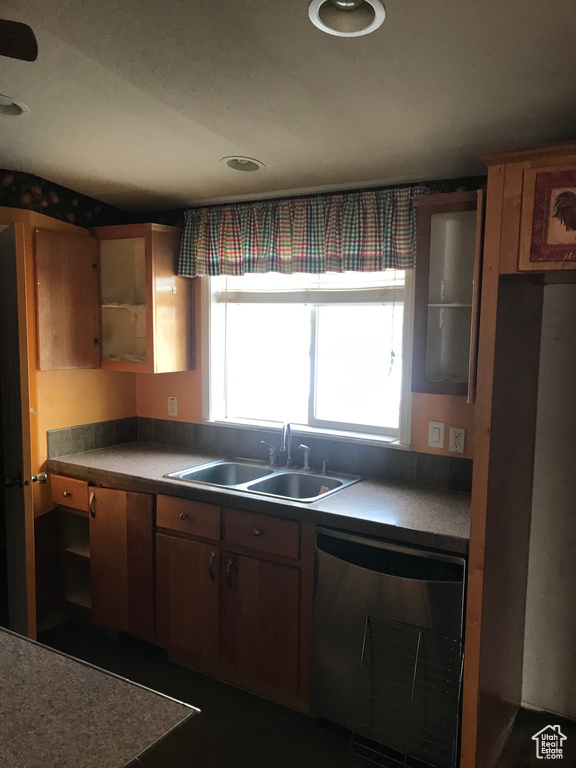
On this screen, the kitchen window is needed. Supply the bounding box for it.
[202,270,414,443]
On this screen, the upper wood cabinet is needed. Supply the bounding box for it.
[35,223,195,373]
[93,223,195,373]
[480,143,576,274]
[35,230,100,370]
[412,190,484,400]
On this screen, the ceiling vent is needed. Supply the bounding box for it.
[308,0,386,37]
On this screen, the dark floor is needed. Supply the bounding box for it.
[38,623,576,768]
[497,708,576,768]
[39,622,350,768]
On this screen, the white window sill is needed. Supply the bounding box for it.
[203,419,411,451]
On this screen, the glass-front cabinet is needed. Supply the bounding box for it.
[94,223,195,374]
[412,190,484,399]
[100,236,148,365]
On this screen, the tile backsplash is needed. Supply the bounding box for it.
[47,417,472,493]
[47,417,137,458]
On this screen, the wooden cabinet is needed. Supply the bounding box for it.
[221,551,301,695]
[478,146,576,274]
[222,507,300,559]
[35,229,100,370]
[51,474,91,613]
[50,475,155,637]
[412,190,484,399]
[460,141,576,768]
[156,533,220,660]
[50,474,90,514]
[94,223,195,373]
[220,507,308,698]
[155,495,221,659]
[155,499,313,704]
[156,495,221,540]
[35,223,195,373]
[89,487,155,638]
[51,476,313,705]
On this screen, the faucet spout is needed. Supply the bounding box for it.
[281,423,293,468]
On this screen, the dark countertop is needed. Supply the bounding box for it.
[47,443,470,554]
[0,627,200,768]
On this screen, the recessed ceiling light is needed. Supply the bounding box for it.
[220,156,265,172]
[0,93,29,117]
[308,0,385,37]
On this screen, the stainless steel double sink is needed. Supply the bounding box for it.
[165,458,361,503]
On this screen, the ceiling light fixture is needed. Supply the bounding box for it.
[220,156,265,172]
[0,93,29,117]
[308,0,385,37]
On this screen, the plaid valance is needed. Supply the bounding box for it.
[178,186,429,276]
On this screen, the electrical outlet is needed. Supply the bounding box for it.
[167,396,178,417]
[428,421,445,449]
[449,427,465,453]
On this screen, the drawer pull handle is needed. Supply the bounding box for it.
[180,513,188,520]
[253,528,262,537]
[89,491,96,519]
[62,491,71,498]
[208,551,216,581]
[225,558,233,587]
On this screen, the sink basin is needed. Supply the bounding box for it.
[246,472,343,501]
[165,458,361,502]
[167,460,274,486]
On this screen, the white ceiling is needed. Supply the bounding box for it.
[0,0,575,212]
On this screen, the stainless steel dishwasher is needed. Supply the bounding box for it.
[311,527,466,768]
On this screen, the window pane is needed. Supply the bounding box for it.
[224,303,310,423]
[314,304,403,429]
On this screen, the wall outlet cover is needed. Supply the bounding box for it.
[449,427,465,453]
[168,396,178,417]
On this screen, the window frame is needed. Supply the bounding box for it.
[200,271,414,446]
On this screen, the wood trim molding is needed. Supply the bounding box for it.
[482,140,576,168]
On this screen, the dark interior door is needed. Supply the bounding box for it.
[0,348,8,627]
[0,225,35,635]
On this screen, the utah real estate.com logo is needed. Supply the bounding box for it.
[532,724,567,760]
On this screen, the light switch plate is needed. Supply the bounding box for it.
[428,421,445,448]
[167,396,178,417]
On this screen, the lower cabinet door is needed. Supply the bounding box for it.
[89,487,155,638]
[221,552,301,695]
[156,533,220,661]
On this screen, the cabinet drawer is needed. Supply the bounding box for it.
[157,495,221,540]
[50,475,89,512]
[223,508,300,560]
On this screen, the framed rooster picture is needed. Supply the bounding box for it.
[519,166,576,270]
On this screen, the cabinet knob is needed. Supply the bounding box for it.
[62,491,71,497]
[253,528,262,537]
[180,512,188,520]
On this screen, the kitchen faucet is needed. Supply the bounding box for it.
[281,423,293,468]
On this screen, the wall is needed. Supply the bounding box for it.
[522,284,576,718]
[411,393,475,459]
[135,278,202,422]
[0,169,132,227]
